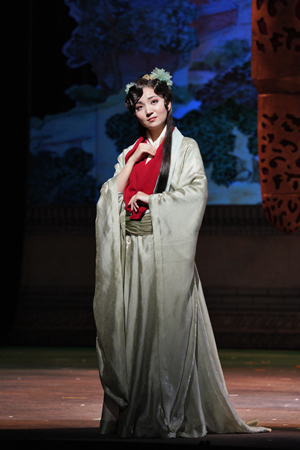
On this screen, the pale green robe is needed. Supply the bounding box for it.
[93,128,270,438]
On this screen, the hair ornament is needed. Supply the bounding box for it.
[125,82,135,94]
[125,68,173,93]
[149,68,173,87]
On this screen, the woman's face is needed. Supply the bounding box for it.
[135,87,171,139]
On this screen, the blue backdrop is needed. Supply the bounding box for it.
[29,0,261,205]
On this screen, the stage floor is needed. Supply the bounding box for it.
[0,347,299,449]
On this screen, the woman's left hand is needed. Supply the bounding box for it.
[128,191,149,213]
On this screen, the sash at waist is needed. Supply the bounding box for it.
[125,213,153,236]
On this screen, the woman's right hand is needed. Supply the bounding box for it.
[131,142,157,163]
[117,142,156,193]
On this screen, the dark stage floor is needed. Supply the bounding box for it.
[0,347,299,449]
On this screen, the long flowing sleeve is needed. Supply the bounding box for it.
[93,150,129,408]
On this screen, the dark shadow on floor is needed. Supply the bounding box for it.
[0,427,299,450]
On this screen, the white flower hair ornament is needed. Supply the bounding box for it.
[125,82,135,94]
[150,68,173,87]
[125,68,173,93]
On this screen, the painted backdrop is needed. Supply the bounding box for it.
[29,0,261,205]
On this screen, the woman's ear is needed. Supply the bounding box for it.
[167,102,172,111]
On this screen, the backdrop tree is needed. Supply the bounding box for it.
[63,0,200,94]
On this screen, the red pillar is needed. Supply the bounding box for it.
[252,0,300,233]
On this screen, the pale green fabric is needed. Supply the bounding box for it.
[93,128,270,438]
[125,213,153,235]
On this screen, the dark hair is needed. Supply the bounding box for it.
[125,77,173,193]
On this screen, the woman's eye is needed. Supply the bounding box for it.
[136,106,142,112]
[152,100,158,104]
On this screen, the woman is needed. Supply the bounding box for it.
[93,68,270,438]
